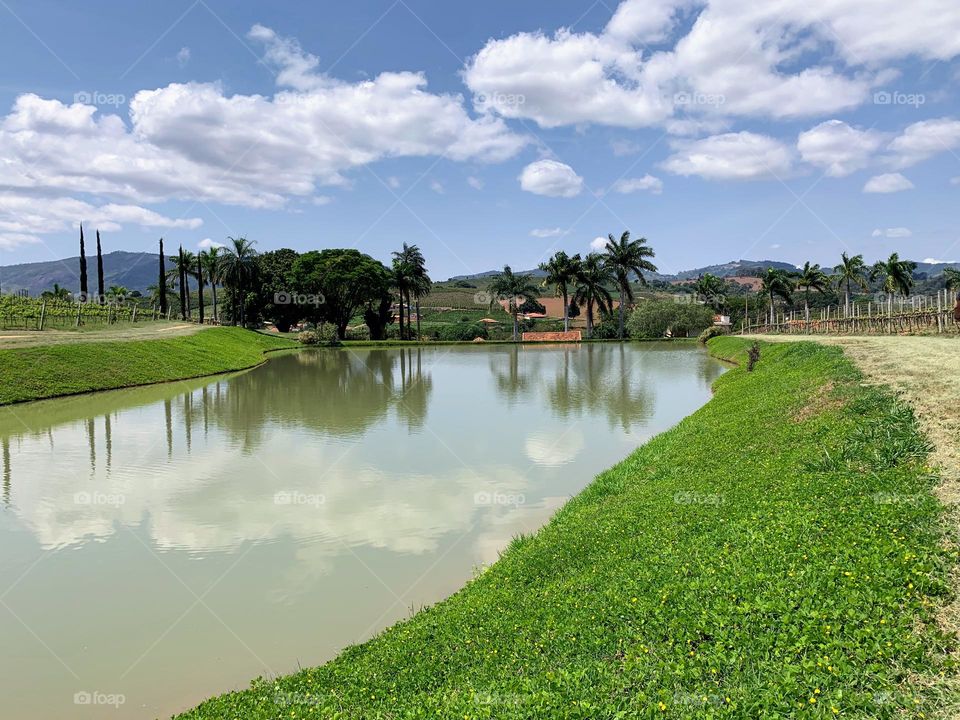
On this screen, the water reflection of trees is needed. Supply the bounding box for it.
[541,345,653,431]
[204,348,434,450]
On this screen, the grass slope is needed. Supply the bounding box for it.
[178,338,956,719]
[0,327,295,405]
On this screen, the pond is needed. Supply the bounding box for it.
[0,343,725,719]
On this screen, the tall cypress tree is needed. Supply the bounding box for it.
[79,224,88,301]
[96,230,105,303]
[178,246,187,320]
[158,238,168,315]
[196,255,205,324]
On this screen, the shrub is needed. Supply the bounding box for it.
[317,324,341,346]
[297,330,319,345]
[698,325,728,344]
[436,323,488,341]
[345,325,371,341]
[747,342,761,371]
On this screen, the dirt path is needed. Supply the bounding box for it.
[0,322,203,348]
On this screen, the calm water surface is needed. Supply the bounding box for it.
[0,344,724,719]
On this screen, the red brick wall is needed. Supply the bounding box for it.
[521,331,582,342]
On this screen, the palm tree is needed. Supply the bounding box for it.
[195,254,205,324]
[41,283,71,301]
[218,237,258,326]
[107,285,130,303]
[797,262,829,321]
[760,268,795,325]
[201,247,222,323]
[871,253,916,307]
[539,251,582,332]
[392,243,429,340]
[180,250,197,317]
[833,252,869,317]
[488,265,541,341]
[391,257,410,340]
[147,283,175,309]
[603,231,657,339]
[693,273,726,311]
[572,253,614,338]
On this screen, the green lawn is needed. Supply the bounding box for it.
[0,326,296,405]
[177,337,957,719]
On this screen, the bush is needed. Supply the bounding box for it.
[698,325,728,344]
[345,325,371,341]
[592,315,622,339]
[317,324,341,346]
[627,301,715,339]
[435,323,488,341]
[297,330,319,345]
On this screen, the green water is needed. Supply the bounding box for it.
[0,343,724,719]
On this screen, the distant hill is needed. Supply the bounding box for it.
[671,259,799,280]
[448,259,799,283]
[0,251,157,296]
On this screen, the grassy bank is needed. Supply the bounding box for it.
[0,326,296,405]
[178,338,956,719]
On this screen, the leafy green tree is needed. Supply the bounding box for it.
[833,252,869,315]
[797,262,829,320]
[219,236,259,326]
[604,231,657,339]
[760,268,795,324]
[627,300,715,339]
[291,249,392,338]
[572,253,614,338]
[488,265,541,341]
[255,249,301,332]
[942,267,959,296]
[539,251,582,332]
[871,253,917,299]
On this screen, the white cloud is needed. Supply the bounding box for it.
[886,117,960,168]
[530,227,564,238]
[176,47,191,68]
[0,193,201,250]
[662,132,794,181]
[871,228,913,238]
[430,180,445,194]
[387,176,401,189]
[198,238,225,250]
[923,257,957,264]
[467,176,484,190]
[519,159,584,197]
[797,120,885,177]
[463,0,960,130]
[872,227,912,238]
[612,174,663,194]
[590,236,608,252]
[0,26,527,248]
[863,173,914,193]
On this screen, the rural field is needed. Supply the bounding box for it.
[3,0,960,718]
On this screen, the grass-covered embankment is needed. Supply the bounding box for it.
[0,326,296,405]
[179,338,956,719]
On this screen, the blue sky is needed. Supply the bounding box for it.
[1,0,959,279]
